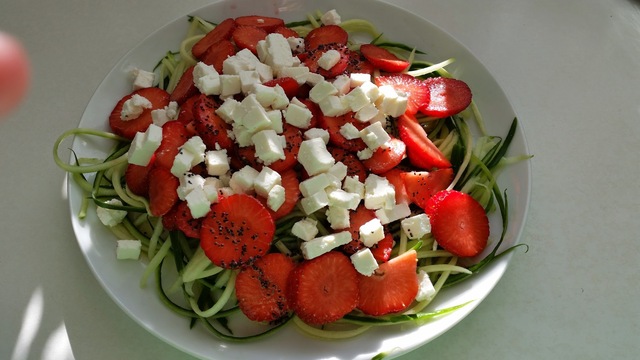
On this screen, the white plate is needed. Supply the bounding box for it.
[68,0,531,359]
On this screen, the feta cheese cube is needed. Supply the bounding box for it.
[317,49,341,70]
[345,86,371,112]
[332,75,351,95]
[278,66,310,85]
[177,172,205,200]
[151,101,179,126]
[300,190,330,215]
[216,98,240,124]
[267,184,286,211]
[116,240,142,260]
[205,149,230,176]
[401,213,432,239]
[271,85,290,110]
[254,167,282,198]
[229,165,260,194]
[327,161,348,182]
[357,147,373,160]
[120,94,152,120]
[304,127,330,144]
[291,217,319,241]
[131,68,155,90]
[343,175,365,197]
[305,72,325,86]
[220,74,242,97]
[318,95,349,117]
[266,109,284,133]
[364,174,396,210]
[251,129,286,165]
[96,199,127,227]
[232,123,254,147]
[375,203,411,225]
[284,101,313,128]
[339,122,361,140]
[359,81,380,102]
[299,173,332,197]
[242,104,273,133]
[360,121,391,150]
[202,177,220,203]
[287,36,305,51]
[359,218,385,247]
[185,186,211,219]
[127,123,162,166]
[262,33,295,73]
[321,9,341,25]
[171,149,195,177]
[181,136,206,166]
[350,248,379,276]
[297,138,335,176]
[376,85,408,117]
[354,103,379,122]
[327,188,360,210]
[239,70,261,94]
[325,206,350,229]
[300,231,351,260]
[309,80,338,103]
[350,73,371,87]
[415,270,437,302]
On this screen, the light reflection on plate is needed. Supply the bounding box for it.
[68,0,531,359]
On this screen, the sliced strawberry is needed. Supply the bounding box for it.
[401,168,454,209]
[268,124,303,173]
[303,44,350,78]
[257,169,300,221]
[169,65,198,105]
[234,145,262,171]
[263,77,300,99]
[200,39,236,73]
[167,200,203,238]
[234,15,285,33]
[397,113,451,170]
[304,25,349,51]
[342,204,377,254]
[328,146,367,181]
[357,250,419,316]
[273,26,299,40]
[108,87,170,139]
[191,18,236,59]
[420,77,472,118]
[153,120,190,170]
[235,252,296,323]
[360,44,410,73]
[361,137,406,175]
[192,94,234,150]
[200,194,275,269]
[232,25,268,55]
[374,74,430,115]
[425,190,489,258]
[125,162,153,197]
[287,251,359,325]
[148,166,179,217]
[383,168,411,205]
[345,49,376,76]
[319,112,367,153]
[370,233,394,263]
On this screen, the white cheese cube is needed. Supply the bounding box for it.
[350,248,379,276]
[218,186,235,198]
[345,86,371,112]
[205,149,230,176]
[131,68,155,90]
[215,98,240,124]
[203,177,220,203]
[266,109,284,133]
[327,161,348,182]
[116,240,142,260]
[309,80,338,103]
[343,175,365,197]
[264,33,295,73]
[229,165,260,194]
[364,174,396,210]
[235,48,262,68]
[242,105,273,133]
[185,186,211,219]
[222,53,255,75]
[357,147,373,160]
[317,49,341,70]
[359,81,380,102]
[332,75,351,95]
[284,101,313,128]
[297,138,335,176]
[220,75,242,97]
[415,270,437,302]
[127,123,162,166]
[401,213,432,239]
[278,66,310,85]
[339,122,361,140]
[151,101,179,127]
[291,217,319,241]
[171,149,195,177]
[251,129,286,165]
[120,94,152,120]
[239,70,262,94]
[300,190,330,215]
[375,203,411,225]
[287,36,305,51]
[96,199,127,227]
[305,72,325,86]
[254,167,282,198]
[271,85,290,109]
[252,83,278,108]
[181,136,207,166]
[321,9,342,25]
[196,74,221,96]
[319,95,350,117]
[304,127,330,144]
[350,73,371,87]
[300,231,351,260]
[256,39,269,63]
[267,184,286,211]
[355,103,379,122]
[255,62,274,82]
[299,173,332,198]
[359,218,385,247]
[360,121,391,150]
[325,206,350,229]
[327,188,360,210]
[377,85,408,117]
[177,172,205,200]
[232,123,254,147]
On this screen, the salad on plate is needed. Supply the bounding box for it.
[54,7,530,351]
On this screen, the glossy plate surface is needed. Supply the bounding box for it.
[68,0,531,359]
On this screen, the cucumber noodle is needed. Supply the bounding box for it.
[53,11,530,343]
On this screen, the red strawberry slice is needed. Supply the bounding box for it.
[263,77,300,99]
[361,137,406,175]
[401,168,454,209]
[304,25,349,51]
[169,65,198,105]
[397,113,451,170]
[234,15,285,33]
[164,200,203,239]
[108,87,170,139]
[420,77,472,118]
[425,190,489,258]
[232,25,268,55]
[328,146,368,182]
[148,166,179,217]
[287,251,359,325]
[374,74,430,115]
[342,204,377,255]
[273,26,299,40]
[125,162,153,197]
[192,94,234,150]
[200,194,275,269]
[200,39,236,73]
[360,44,410,73]
[191,18,236,60]
[382,168,411,205]
[357,249,419,316]
[268,124,303,173]
[235,252,296,323]
[153,120,190,170]
[370,233,394,263]
[257,169,300,221]
[345,49,376,76]
[319,112,367,153]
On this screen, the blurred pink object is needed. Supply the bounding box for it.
[0,31,30,117]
